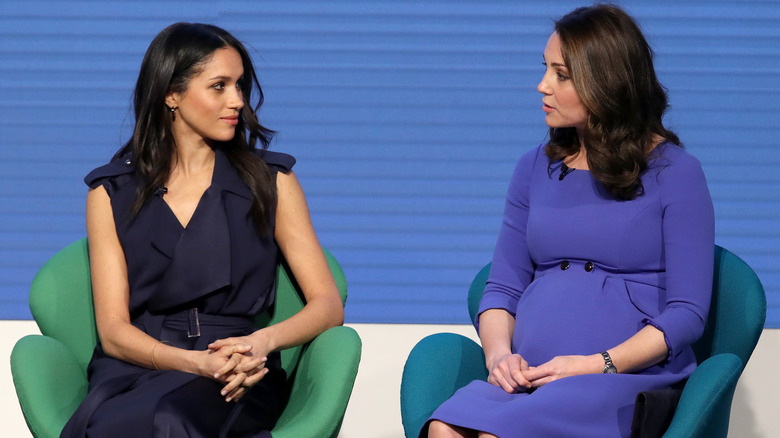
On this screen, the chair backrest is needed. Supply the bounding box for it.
[467,263,492,326]
[465,245,766,368]
[30,237,348,377]
[30,238,97,372]
[691,245,765,368]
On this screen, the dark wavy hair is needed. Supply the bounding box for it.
[115,22,277,231]
[545,4,680,200]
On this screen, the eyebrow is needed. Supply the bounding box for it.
[542,56,568,69]
[207,75,242,81]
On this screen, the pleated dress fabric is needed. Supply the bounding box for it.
[425,143,715,437]
[61,148,295,438]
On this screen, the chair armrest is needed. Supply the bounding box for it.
[272,326,362,438]
[401,333,487,438]
[662,353,742,438]
[11,335,89,438]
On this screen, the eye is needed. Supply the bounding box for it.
[211,82,225,91]
[556,71,570,81]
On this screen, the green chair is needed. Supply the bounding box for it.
[400,245,766,438]
[11,237,361,438]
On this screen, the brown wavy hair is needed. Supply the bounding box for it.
[545,4,680,200]
[116,23,277,232]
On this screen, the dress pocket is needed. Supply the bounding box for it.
[623,280,665,318]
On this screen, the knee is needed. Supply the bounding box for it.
[153,393,210,436]
[154,401,191,436]
[428,420,464,438]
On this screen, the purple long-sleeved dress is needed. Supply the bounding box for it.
[427,143,714,437]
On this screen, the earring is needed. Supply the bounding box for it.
[169,106,177,121]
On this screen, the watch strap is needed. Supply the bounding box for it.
[601,351,617,374]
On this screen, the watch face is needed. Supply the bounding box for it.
[603,364,617,374]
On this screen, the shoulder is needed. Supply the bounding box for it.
[253,149,296,174]
[649,143,712,208]
[84,153,136,189]
[510,144,547,183]
[520,143,546,167]
[502,144,547,204]
[651,142,702,168]
[649,142,707,184]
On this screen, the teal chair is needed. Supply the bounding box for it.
[11,238,361,438]
[400,245,766,438]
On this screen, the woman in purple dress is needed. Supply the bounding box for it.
[61,23,344,437]
[426,5,714,437]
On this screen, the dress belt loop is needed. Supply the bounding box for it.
[187,308,201,338]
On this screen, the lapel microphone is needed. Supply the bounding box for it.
[559,163,575,181]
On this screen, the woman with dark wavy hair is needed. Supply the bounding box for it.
[61,23,344,437]
[425,5,714,437]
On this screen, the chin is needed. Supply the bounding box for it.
[544,116,561,128]
[212,132,237,142]
[544,119,578,130]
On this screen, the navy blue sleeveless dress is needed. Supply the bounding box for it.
[61,148,295,438]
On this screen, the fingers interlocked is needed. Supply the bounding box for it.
[218,346,269,402]
[488,354,533,394]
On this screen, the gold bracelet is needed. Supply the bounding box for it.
[151,340,173,370]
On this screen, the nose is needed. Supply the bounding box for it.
[537,72,552,95]
[228,87,244,110]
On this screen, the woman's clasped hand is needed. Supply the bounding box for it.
[208,338,270,402]
[486,353,532,393]
[488,353,604,393]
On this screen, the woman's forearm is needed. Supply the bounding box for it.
[251,294,344,353]
[99,321,204,374]
[606,324,668,373]
[478,308,517,369]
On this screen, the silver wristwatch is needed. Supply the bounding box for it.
[601,351,617,374]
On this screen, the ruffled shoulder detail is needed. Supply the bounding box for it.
[84,154,136,188]
[254,149,296,173]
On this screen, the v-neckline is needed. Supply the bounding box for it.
[160,151,218,229]
[160,185,212,230]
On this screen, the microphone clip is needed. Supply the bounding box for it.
[559,164,575,181]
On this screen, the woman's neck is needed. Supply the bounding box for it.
[170,144,216,177]
[564,145,589,170]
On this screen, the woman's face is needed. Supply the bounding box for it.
[537,32,588,131]
[166,47,245,146]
